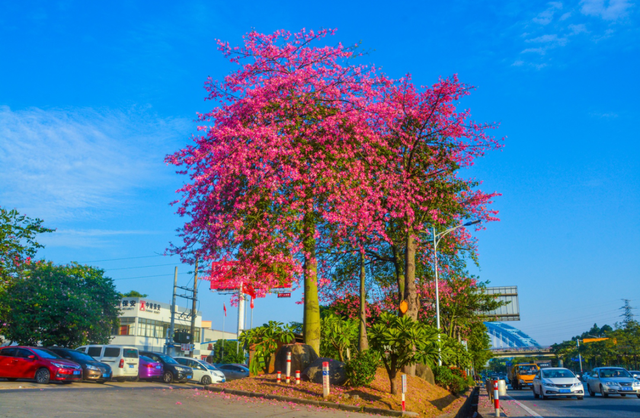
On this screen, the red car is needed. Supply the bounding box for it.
[0,346,82,384]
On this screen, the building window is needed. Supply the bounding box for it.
[117,317,135,336]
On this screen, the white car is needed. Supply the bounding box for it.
[76,345,139,382]
[173,357,225,385]
[533,367,584,400]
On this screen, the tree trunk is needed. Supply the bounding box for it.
[403,231,419,320]
[302,211,320,356]
[389,369,398,395]
[358,251,369,351]
[403,230,418,376]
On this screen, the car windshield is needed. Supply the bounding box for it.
[32,348,61,359]
[140,356,153,363]
[542,369,575,379]
[68,351,95,362]
[518,366,538,375]
[203,362,217,370]
[600,369,631,378]
[157,354,178,364]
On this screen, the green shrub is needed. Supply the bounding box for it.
[344,349,380,387]
[434,366,469,394]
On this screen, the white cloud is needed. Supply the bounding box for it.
[533,2,564,24]
[526,34,569,45]
[568,23,589,33]
[0,106,189,222]
[39,229,160,248]
[521,47,548,54]
[580,0,633,20]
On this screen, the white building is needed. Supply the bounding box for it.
[110,297,236,359]
[110,297,202,356]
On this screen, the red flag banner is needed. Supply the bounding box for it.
[223,303,227,317]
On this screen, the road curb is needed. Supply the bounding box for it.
[204,385,420,416]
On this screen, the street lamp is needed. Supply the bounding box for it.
[432,219,480,366]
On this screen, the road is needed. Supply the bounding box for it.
[0,380,373,418]
[498,384,640,418]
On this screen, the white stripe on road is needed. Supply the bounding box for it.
[504,395,544,418]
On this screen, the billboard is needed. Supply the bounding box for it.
[482,286,520,322]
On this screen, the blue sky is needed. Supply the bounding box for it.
[1,0,638,346]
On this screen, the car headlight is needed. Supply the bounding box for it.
[86,365,100,371]
[572,382,582,387]
[519,379,525,384]
[604,382,619,388]
[542,379,555,387]
[633,381,640,387]
[52,362,68,368]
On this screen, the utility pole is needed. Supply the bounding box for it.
[621,299,636,329]
[167,267,178,356]
[189,257,199,358]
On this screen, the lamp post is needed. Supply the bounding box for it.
[432,220,480,366]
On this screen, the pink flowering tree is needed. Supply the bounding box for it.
[166,29,384,354]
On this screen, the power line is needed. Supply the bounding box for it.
[105,263,180,271]
[113,272,191,281]
[78,254,169,263]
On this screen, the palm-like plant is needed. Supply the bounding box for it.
[240,321,295,375]
[369,312,443,394]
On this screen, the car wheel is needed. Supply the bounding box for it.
[541,388,547,400]
[128,376,139,382]
[35,368,50,384]
[163,371,174,383]
[636,394,640,399]
[621,394,626,397]
[62,381,73,384]
[97,380,106,384]
[600,385,608,398]
[7,378,17,382]
[589,385,595,397]
[533,386,540,399]
[201,375,212,385]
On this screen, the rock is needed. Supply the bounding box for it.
[343,393,350,399]
[352,394,359,400]
[415,363,435,385]
[304,357,347,385]
[274,344,319,375]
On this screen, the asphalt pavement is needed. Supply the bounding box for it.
[0,379,374,418]
[482,384,640,418]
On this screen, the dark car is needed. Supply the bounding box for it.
[215,363,249,381]
[0,346,82,384]
[139,351,192,383]
[47,347,112,383]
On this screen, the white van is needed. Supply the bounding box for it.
[76,345,139,381]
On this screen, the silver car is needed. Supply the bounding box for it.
[532,367,584,400]
[586,367,640,398]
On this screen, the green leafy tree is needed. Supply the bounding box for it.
[0,261,120,347]
[240,321,294,375]
[320,314,358,361]
[369,312,442,394]
[209,340,245,364]
[1,207,53,283]
[121,290,148,297]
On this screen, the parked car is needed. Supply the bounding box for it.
[586,367,640,398]
[629,370,640,379]
[0,346,82,384]
[139,355,163,381]
[532,367,584,400]
[174,357,225,385]
[216,364,249,381]
[75,345,139,382]
[139,351,192,384]
[47,347,112,383]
